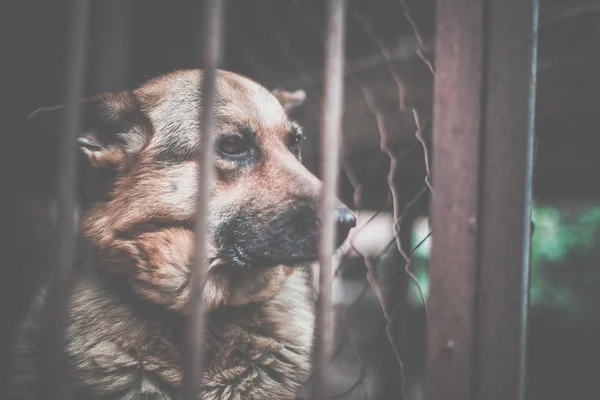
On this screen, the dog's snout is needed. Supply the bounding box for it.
[336,206,356,243]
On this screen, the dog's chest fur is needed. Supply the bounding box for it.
[12,268,315,400]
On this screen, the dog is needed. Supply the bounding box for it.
[10,69,356,400]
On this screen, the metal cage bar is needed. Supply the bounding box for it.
[182,0,225,399]
[43,1,92,399]
[312,0,347,399]
[426,0,538,399]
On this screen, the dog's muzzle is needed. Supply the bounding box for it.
[218,203,356,269]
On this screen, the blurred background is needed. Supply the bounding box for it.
[1,0,599,399]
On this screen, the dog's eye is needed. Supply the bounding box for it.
[218,136,246,155]
[289,133,305,153]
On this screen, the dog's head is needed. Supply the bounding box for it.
[28,70,355,310]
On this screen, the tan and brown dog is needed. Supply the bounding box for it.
[11,70,355,400]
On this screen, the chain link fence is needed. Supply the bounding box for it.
[6,0,542,399]
[258,1,438,398]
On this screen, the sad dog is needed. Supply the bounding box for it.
[11,70,355,400]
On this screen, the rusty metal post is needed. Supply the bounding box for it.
[426,0,538,399]
[42,1,92,399]
[182,1,224,399]
[312,0,346,399]
[473,1,538,398]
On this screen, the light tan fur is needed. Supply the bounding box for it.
[11,70,352,400]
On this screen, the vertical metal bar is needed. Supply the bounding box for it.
[312,0,346,399]
[473,1,538,399]
[426,0,538,399]
[182,0,224,399]
[43,1,91,399]
[426,0,484,397]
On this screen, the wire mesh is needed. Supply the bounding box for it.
[31,0,436,398]
[282,1,436,399]
[24,0,535,399]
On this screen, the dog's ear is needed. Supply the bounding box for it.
[26,91,151,169]
[271,89,307,113]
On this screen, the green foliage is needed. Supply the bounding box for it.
[408,203,600,326]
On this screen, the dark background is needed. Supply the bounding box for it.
[1,0,600,398]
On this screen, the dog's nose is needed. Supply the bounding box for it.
[336,206,357,244]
